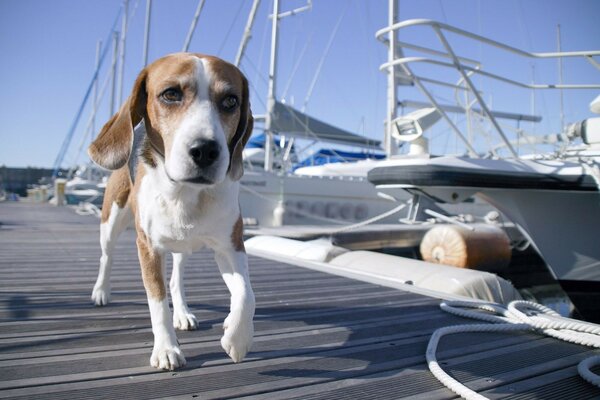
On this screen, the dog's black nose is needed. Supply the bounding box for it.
[189,139,220,168]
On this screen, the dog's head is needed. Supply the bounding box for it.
[88,53,254,184]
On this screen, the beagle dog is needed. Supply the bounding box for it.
[87,53,255,370]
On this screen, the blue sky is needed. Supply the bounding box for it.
[1,0,599,168]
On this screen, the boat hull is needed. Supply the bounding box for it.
[239,170,407,227]
[368,156,600,321]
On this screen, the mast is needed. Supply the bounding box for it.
[235,0,261,67]
[263,0,311,171]
[142,0,152,66]
[182,0,206,52]
[264,0,280,172]
[117,0,128,107]
[91,39,102,141]
[385,0,398,157]
[109,31,120,117]
[557,24,565,132]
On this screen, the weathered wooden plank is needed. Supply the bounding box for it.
[1,202,599,400]
[483,364,600,399]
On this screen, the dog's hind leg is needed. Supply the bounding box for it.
[92,202,132,306]
[170,253,198,330]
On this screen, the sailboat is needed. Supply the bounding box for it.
[64,164,108,206]
[235,0,411,228]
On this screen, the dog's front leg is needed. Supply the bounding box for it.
[214,248,255,363]
[137,234,186,370]
[171,253,198,331]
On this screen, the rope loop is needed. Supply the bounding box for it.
[428,300,600,399]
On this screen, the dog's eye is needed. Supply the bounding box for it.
[220,95,239,112]
[161,88,183,103]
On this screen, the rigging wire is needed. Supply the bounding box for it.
[115,0,141,107]
[71,64,116,171]
[52,5,124,177]
[353,0,381,142]
[281,32,314,100]
[301,2,350,112]
[69,0,142,169]
[251,0,270,105]
[217,0,247,57]
[182,0,206,52]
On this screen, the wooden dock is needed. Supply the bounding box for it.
[1,202,599,399]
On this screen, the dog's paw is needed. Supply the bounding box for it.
[91,285,111,306]
[221,314,254,363]
[150,345,186,370]
[173,310,198,331]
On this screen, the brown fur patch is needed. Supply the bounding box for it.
[88,69,148,170]
[143,54,199,162]
[202,56,244,143]
[202,55,253,181]
[136,230,166,300]
[140,137,158,168]
[100,167,131,222]
[231,215,245,252]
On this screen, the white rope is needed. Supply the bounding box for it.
[428,300,600,399]
[578,355,600,386]
[328,201,408,234]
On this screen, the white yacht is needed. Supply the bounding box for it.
[64,163,108,206]
[366,18,600,321]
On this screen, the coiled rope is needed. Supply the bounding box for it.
[429,300,600,399]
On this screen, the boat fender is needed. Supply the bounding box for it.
[273,201,285,227]
[420,224,511,271]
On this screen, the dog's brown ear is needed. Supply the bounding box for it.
[88,69,148,170]
[228,74,253,181]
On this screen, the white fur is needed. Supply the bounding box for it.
[137,160,240,252]
[147,296,186,370]
[92,202,133,306]
[171,253,198,330]
[215,250,255,363]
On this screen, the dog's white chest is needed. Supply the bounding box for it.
[137,174,238,253]
[156,195,198,241]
